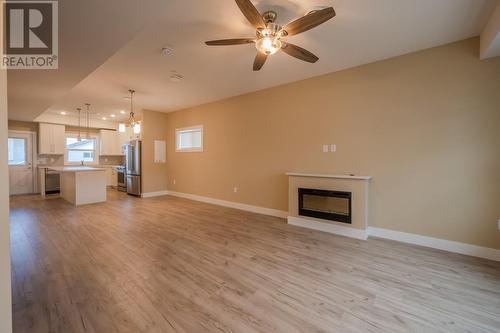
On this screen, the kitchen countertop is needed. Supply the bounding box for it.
[47,166,106,172]
[38,165,123,170]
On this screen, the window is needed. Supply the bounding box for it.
[8,138,27,166]
[176,126,203,152]
[65,134,98,164]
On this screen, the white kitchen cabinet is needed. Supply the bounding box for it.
[110,168,118,187]
[39,123,66,155]
[100,128,135,156]
[103,166,118,187]
[118,127,135,155]
[100,130,121,156]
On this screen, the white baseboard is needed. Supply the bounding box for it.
[151,191,500,262]
[166,191,288,219]
[141,191,169,198]
[288,216,368,240]
[368,227,500,262]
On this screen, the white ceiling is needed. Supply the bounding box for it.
[7,0,169,121]
[9,0,499,121]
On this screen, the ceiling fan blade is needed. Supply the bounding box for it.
[282,7,336,36]
[281,43,319,63]
[205,38,255,46]
[235,0,265,29]
[253,53,267,71]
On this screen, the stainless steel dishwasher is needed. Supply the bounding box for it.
[45,169,60,195]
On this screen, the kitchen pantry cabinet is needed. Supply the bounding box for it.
[39,123,66,155]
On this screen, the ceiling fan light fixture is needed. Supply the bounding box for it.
[256,37,281,55]
[205,1,335,70]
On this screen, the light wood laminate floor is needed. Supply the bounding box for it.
[10,190,500,333]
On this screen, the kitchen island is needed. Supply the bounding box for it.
[49,166,107,206]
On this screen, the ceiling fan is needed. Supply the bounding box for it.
[205,0,336,71]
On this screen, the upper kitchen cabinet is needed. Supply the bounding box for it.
[100,130,120,156]
[100,128,135,156]
[39,123,66,155]
[118,127,135,152]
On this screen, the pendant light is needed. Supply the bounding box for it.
[76,107,82,141]
[85,103,91,139]
[128,89,141,134]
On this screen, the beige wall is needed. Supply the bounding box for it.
[141,110,169,194]
[1,4,13,331]
[165,38,500,249]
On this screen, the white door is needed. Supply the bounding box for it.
[8,132,34,195]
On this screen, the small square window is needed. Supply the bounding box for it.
[176,126,203,152]
[65,135,98,164]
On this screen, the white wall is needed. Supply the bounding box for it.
[0,3,13,332]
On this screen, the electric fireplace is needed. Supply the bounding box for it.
[298,188,352,224]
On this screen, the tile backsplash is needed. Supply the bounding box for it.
[37,155,65,167]
[99,156,125,166]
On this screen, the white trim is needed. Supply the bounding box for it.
[367,227,500,262]
[142,189,500,262]
[141,191,169,198]
[286,173,372,180]
[288,216,368,240]
[166,190,288,218]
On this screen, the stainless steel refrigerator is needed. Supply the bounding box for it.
[125,140,142,196]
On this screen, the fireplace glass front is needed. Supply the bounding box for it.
[299,188,352,224]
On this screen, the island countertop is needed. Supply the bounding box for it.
[48,166,106,172]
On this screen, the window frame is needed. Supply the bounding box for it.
[64,132,100,165]
[175,125,204,153]
[8,137,28,166]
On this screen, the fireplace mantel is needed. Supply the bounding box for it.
[286,173,372,180]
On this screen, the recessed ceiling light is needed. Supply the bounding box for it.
[60,111,67,115]
[102,117,107,120]
[162,45,174,56]
[110,114,116,118]
[120,110,126,114]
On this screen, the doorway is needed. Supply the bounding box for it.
[8,131,36,195]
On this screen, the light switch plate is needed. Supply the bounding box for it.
[233,187,238,193]
[323,145,329,153]
[498,219,500,230]
[331,144,337,153]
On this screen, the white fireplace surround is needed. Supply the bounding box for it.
[287,172,372,241]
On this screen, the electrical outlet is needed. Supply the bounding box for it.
[233,187,238,193]
[323,145,329,153]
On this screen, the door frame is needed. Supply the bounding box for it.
[8,130,37,194]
